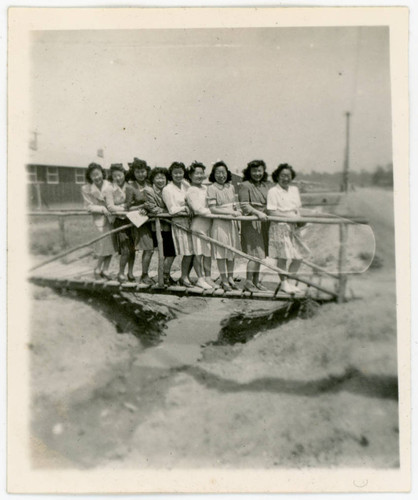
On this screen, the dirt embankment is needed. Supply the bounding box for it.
[30,269,398,470]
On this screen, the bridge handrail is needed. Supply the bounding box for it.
[27,210,369,225]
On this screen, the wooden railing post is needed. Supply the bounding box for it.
[155,217,165,288]
[58,215,68,248]
[338,223,348,303]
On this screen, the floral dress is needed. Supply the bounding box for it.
[267,184,309,260]
[207,182,241,260]
[186,185,212,257]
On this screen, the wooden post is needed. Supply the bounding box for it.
[58,216,68,248]
[155,217,165,288]
[338,223,348,303]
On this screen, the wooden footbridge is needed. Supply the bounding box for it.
[28,211,370,303]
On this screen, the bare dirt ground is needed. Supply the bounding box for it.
[29,188,399,469]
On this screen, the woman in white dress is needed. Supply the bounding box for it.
[162,162,194,287]
[81,163,115,279]
[267,163,309,293]
[185,162,216,290]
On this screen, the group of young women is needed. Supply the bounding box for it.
[81,158,308,294]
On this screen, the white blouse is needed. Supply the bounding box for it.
[186,185,211,216]
[162,182,189,215]
[267,184,302,216]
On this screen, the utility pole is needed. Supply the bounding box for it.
[342,112,351,193]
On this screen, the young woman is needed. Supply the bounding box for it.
[125,157,155,285]
[162,162,194,287]
[144,167,177,286]
[207,161,242,291]
[185,162,216,290]
[81,163,115,279]
[104,163,136,283]
[267,163,308,294]
[238,159,270,292]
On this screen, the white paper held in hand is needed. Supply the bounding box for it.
[126,212,149,228]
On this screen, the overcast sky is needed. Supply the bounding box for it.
[29,27,392,173]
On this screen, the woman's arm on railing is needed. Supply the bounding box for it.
[81,186,108,215]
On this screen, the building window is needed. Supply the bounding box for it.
[27,165,37,183]
[75,170,86,184]
[47,167,59,184]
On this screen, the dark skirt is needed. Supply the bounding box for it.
[151,230,176,257]
[240,220,269,259]
[134,222,154,251]
[113,217,136,255]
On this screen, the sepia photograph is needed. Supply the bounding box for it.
[7,6,410,494]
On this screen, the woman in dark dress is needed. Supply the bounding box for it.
[238,159,270,292]
[144,167,177,286]
[125,157,155,285]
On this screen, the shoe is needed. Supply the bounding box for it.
[127,274,136,282]
[140,274,154,285]
[243,280,258,292]
[196,277,213,290]
[179,278,193,288]
[204,277,219,289]
[221,281,232,292]
[101,271,112,280]
[291,284,303,295]
[255,283,269,292]
[281,280,294,294]
[228,278,239,290]
[164,275,178,287]
[117,273,127,283]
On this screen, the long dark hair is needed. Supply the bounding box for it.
[242,159,268,182]
[208,161,232,183]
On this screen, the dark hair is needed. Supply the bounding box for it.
[168,162,186,179]
[108,163,126,182]
[208,161,232,184]
[185,161,206,182]
[85,163,106,184]
[149,167,169,185]
[242,159,268,182]
[127,157,151,182]
[271,163,296,183]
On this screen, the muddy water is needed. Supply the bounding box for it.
[133,299,232,369]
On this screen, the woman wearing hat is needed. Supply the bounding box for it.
[104,163,136,283]
[81,162,115,279]
[126,157,155,285]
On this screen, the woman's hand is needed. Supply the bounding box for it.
[232,209,242,217]
[256,211,269,221]
[101,207,110,215]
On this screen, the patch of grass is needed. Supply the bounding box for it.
[28,215,94,255]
